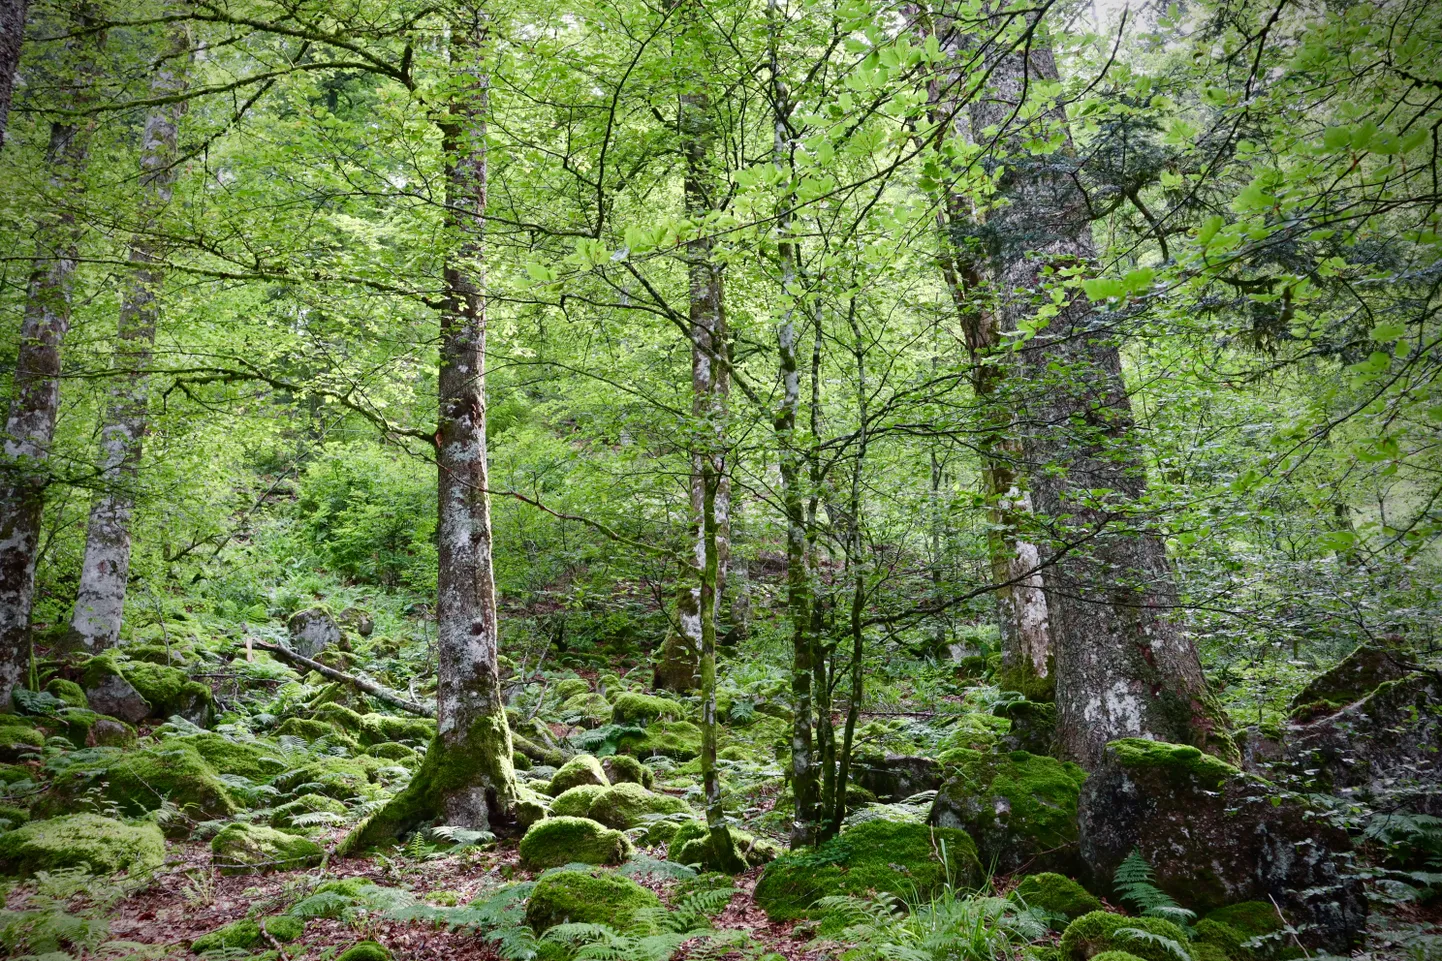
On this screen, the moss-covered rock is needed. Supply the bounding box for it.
[0,802,30,828]
[549,784,608,819]
[1204,902,1283,938]
[1058,911,1190,961]
[669,821,779,873]
[366,742,418,764]
[288,606,341,658]
[0,813,164,876]
[547,754,609,796]
[931,749,1086,874]
[81,654,213,726]
[276,717,346,742]
[0,716,44,762]
[1287,643,1416,722]
[270,793,348,829]
[754,819,983,921]
[1011,873,1104,927]
[611,692,686,725]
[86,715,136,748]
[336,941,391,961]
[211,822,323,874]
[191,915,303,953]
[602,753,653,789]
[559,693,611,728]
[171,733,284,781]
[1193,919,1255,961]
[358,713,435,746]
[273,756,377,800]
[995,700,1058,756]
[315,702,366,732]
[99,741,244,820]
[553,678,591,701]
[517,816,632,870]
[618,719,701,760]
[586,782,690,829]
[1079,739,1364,954]
[853,753,944,803]
[43,678,88,710]
[524,867,662,933]
[1088,954,1147,961]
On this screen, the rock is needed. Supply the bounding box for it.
[586,782,690,829]
[552,678,591,701]
[287,607,341,657]
[336,941,389,961]
[1233,724,1284,776]
[610,692,686,725]
[338,607,375,637]
[547,754,609,795]
[517,817,632,870]
[1058,911,1190,961]
[853,753,943,802]
[0,813,165,876]
[83,671,150,724]
[652,632,699,692]
[1284,671,1442,805]
[668,820,780,873]
[42,740,246,823]
[549,784,608,818]
[81,654,214,726]
[754,818,983,921]
[0,717,44,762]
[86,715,137,749]
[930,749,1086,875]
[602,753,653,788]
[995,700,1057,755]
[1078,738,1366,953]
[617,719,701,760]
[523,867,662,933]
[559,692,611,729]
[43,678,88,709]
[211,822,323,874]
[366,742,418,765]
[1010,873,1103,928]
[1288,643,1417,721]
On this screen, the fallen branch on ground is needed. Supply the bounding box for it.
[246,639,435,718]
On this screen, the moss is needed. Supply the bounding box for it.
[586,782,690,829]
[190,916,303,954]
[1012,873,1104,926]
[997,657,1055,702]
[211,822,323,875]
[0,762,35,784]
[274,756,376,800]
[87,715,136,748]
[276,718,346,742]
[173,733,283,781]
[83,654,213,723]
[1194,919,1254,961]
[1107,738,1239,787]
[1204,902,1282,937]
[610,692,686,725]
[101,741,242,820]
[523,867,663,934]
[513,732,565,768]
[1089,954,1147,961]
[754,819,983,921]
[43,679,88,710]
[0,802,30,827]
[0,813,164,876]
[336,941,391,961]
[358,713,436,746]
[515,784,548,830]
[553,678,592,701]
[366,742,418,764]
[270,793,348,828]
[560,693,611,726]
[518,816,632,870]
[314,702,367,732]
[549,784,608,819]
[511,750,531,771]
[671,823,779,873]
[547,754,609,795]
[603,753,653,789]
[1059,911,1191,961]
[264,916,304,942]
[617,719,702,760]
[0,716,43,757]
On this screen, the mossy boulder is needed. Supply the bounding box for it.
[524,867,662,934]
[602,753,653,788]
[315,702,366,732]
[1088,954,1147,961]
[618,719,702,760]
[86,715,137,748]
[276,717,346,743]
[547,754,609,795]
[553,678,591,701]
[1287,643,1416,722]
[0,802,30,828]
[171,733,283,781]
[0,813,164,876]
[669,820,779,873]
[930,749,1086,874]
[518,816,632,870]
[336,941,391,961]
[273,756,377,800]
[1193,919,1255,961]
[288,606,341,657]
[211,822,323,874]
[1058,911,1190,961]
[611,692,686,725]
[559,693,611,728]
[91,741,243,821]
[853,753,944,802]
[270,793,348,829]
[754,818,983,921]
[366,742,418,764]
[1011,873,1104,927]
[191,915,304,953]
[358,713,436,746]
[1205,901,1284,938]
[43,678,88,710]
[549,784,608,819]
[586,782,690,829]
[996,700,1058,755]
[81,654,214,726]
[1079,738,1365,954]
[0,716,44,762]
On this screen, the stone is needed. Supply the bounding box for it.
[559,692,611,729]
[1078,738,1366,953]
[523,867,662,934]
[0,813,164,876]
[338,607,375,637]
[617,719,702,760]
[995,700,1058,756]
[552,678,591,701]
[81,654,214,726]
[1010,872,1104,928]
[83,671,150,725]
[1287,643,1417,722]
[602,753,653,788]
[1058,911,1190,961]
[585,782,690,829]
[336,941,389,961]
[652,632,699,692]
[549,784,608,818]
[287,607,341,658]
[517,816,632,870]
[930,749,1086,875]
[610,692,686,725]
[853,753,943,802]
[211,822,323,875]
[547,754,609,796]
[86,715,137,749]
[0,717,44,762]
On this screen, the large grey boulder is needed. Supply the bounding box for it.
[287,607,341,658]
[854,753,943,803]
[1288,643,1417,722]
[84,672,150,724]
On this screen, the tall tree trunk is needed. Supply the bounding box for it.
[67,22,189,654]
[698,455,742,870]
[0,7,100,709]
[968,6,1231,767]
[0,0,27,150]
[343,4,517,848]
[920,3,1053,698]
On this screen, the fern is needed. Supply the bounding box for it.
[427,825,495,849]
[655,888,735,932]
[1114,850,1195,927]
[569,724,644,756]
[618,852,697,881]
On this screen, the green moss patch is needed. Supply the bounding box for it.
[610,693,686,725]
[1204,902,1283,937]
[524,867,662,933]
[336,941,391,961]
[618,719,701,760]
[211,822,323,875]
[0,813,164,876]
[1012,873,1104,927]
[547,754,609,796]
[586,782,690,829]
[518,816,632,870]
[602,753,653,788]
[270,794,348,829]
[1107,738,1239,787]
[191,915,303,954]
[549,785,608,819]
[1059,911,1191,961]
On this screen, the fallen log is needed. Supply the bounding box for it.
[247,639,434,718]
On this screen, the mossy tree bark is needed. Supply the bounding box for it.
[698,457,742,872]
[345,2,517,848]
[0,7,101,708]
[68,20,190,654]
[965,3,1231,767]
[0,0,27,150]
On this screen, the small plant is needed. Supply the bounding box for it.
[1114,850,1196,929]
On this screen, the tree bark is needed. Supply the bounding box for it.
[67,21,189,654]
[0,7,100,709]
[698,455,742,870]
[0,0,27,150]
[968,7,1231,766]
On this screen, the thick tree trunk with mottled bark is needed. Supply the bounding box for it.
[67,24,189,653]
[968,8,1231,767]
[0,0,27,150]
[0,11,99,709]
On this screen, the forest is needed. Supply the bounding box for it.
[0,0,1439,958]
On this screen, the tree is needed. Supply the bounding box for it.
[0,0,25,150]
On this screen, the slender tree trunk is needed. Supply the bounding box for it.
[0,8,100,709]
[698,456,742,870]
[807,302,837,830]
[969,8,1231,767]
[343,5,517,848]
[0,0,27,150]
[67,22,189,653]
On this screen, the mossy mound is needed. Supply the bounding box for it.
[98,741,243,820]
[358,713,435,746]
[553,678,592,701]
[523,867,662,934]
[586,782,690,829]
[1059,911,1191,961]
[336,941,391,961]
[366,742,419,764]
[610,692,686,725]
[43,679,88,709]
[618,719,702,760]
[0,716,44,761]
[1012,873,1104,927]
[1205,902,1283,937]
[0,813,164,876]
[669,821,779,873]
[191,915,303,953]
[82,654,214,725]
[549,784,608,819]
[995,700,1058,755]
[1194,919,1255,961]
[754,819,983,921]
[560,693,611,727]
[314,702,366,732]
[270,793,348,828]
[518,816,632,870]
[1287,643,1415,722]
[1104,738,1239,785]
[211,822,324,875]
[931,749,1086,874]
[547,754,609,795]
[602,753,653,788]
[170,733,283,781]
[276,717,347,743]
[273,756,377,800]
[0,802,30,827]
